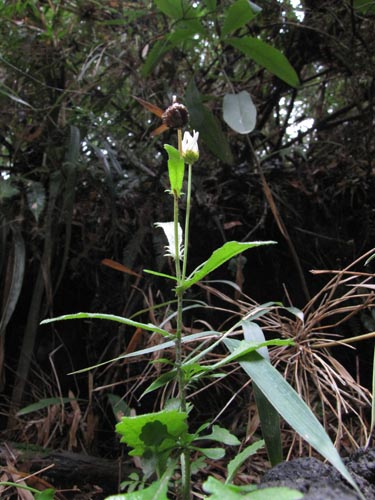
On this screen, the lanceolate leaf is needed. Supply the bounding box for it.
[228,37,300,88]
[223,338,363,499]
[221,0,261,37]
[40,312,170,337]
[164,144,185,197]
[178,241,276,292]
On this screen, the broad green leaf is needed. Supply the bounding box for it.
[223,338,364,499]
[223,91,257,134]
[116,410,188,456]
[154,0,185,18]
[204,477,303,499]
[26,180,46,223]
[199,425,240,445]
[221,0,260,37]
[242,320,282,465]
[40,312,170,337]
[185,80,233,165]
[0,227,25,337]
[226,440,265,483]
[179,241,276,291]
[164,144,185,197]
[228,37,300,88]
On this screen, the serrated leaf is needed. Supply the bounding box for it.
[228,37,300,88]
[179,241,276,291]
[223,91,257,134]
[221,0,260,37]
[116,410,188,456]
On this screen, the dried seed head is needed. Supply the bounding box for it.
[162,102,189,129]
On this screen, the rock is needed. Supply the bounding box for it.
[258,449,375,500]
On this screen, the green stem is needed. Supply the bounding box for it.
[182,163,192,282]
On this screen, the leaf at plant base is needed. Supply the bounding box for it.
[228,37,300,88]
[223,91,257,134]
[164,144,185,198]
[105,470,171,500]
[40,312,170,337]
[35,489,56,500]
[242,320,282,465]
[226,440,265,483]
[116,410,188,456]
[221,0,261,37]
[204,477,303,499]
[199,425,240,445]
[223,338,363,499]
[179,241,276,291]
[194,447,225,459]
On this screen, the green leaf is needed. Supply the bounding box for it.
[40,312,170,337]
[35,489,56,500]
[228,37,300,88]
[199,425,240,445]
[26,180,46,223]
[194,447,225,459]
[154,0,185,19]
[17,397,76,416]
[242,320,282,465]
[105,465,173,500]
[221,0,260,37]
[203,0,217,10]
[143,269,177,281]
[179,241,276,291]
[185,80,233,165]
[0,227,25,337]
[226,440,265,483]
[204,477,303,499]
[116,410,188,455]
[223,338,364,499]
[0,179,19,200]
[223,91,257,134]
[353,0,375,14]
[164,144,185,197]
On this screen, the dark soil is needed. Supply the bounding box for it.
[259,448,375,499]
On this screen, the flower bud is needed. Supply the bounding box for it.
[181,130,199,164]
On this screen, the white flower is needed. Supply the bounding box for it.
[155,221,184,260]
[181,130,199,164]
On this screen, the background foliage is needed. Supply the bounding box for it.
[1,0,375,464]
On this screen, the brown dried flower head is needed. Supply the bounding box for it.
[162,101,189,129]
